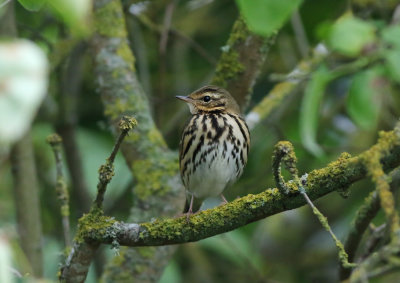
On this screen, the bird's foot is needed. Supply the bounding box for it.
[185,195,195,223]
[220,194,228,205]
[185,210,193,223]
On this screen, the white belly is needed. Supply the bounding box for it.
[186,142,238,199]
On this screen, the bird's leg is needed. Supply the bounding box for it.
[186,194,194,222]
[220,194,228,204]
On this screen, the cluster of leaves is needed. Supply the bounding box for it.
[300,13,400,156]
[17,0,91,35]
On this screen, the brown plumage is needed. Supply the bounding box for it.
[176,85,250,219]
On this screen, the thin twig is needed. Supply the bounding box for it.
[359,224,387,261]
[135,13,216,65]
[290,9,310,58]
[159,0,176,54]
[272,141,356,269]
[46,134,72,248]
[339,190,380,280]
[0,0,12,9]
[56,41,92,214]
[300,190,356,268]
[93,116,137,209]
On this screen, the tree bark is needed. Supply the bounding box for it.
[11,131,43,277]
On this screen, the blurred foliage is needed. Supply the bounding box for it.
[235,0,302,36]
[1,0,400,282]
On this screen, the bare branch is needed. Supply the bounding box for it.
[47,134,72,248]
[10,131,43,277]
[339,190,381,280]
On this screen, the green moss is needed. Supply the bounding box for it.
[227,17,249,45]
[98,163,115,185]
[124,131,141,143]
[210,18,250,87]
[94,1,127,38]
[104,98,132,120]
[361,130,400,235]
[116,43,135,71]
[139,190,283,243]
[46,133,62,145]
[60,204,70,217]
[137,247,156,259]
[252,81,295,119]
[118,116,138,131]
[132,154,179,200]
[212,50,245,87]
[74,209,116,243]
[103,249,133,281]
[147,128,167,149]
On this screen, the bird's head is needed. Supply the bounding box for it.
[176,85,240,115]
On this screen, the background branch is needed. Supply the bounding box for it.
[10,131,44,277]
[245,44,328,130]
[210,17,276,111]
[87,1,185,281]
[46,134,71,248]
[55,41,92,215]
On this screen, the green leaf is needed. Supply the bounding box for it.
[300,65,332,157]
[48,0,91,36]
[17,0,46,11]
[327,14,376,57]
[381,25,400,48]
[384,50,400,83]
[346,69,382,130]
[159,260,183,283]
[235,0,302,36]
[200,230,263,272]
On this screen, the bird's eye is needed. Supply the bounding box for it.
[203,96,211,102]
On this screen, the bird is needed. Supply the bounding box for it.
[176,85,250,220]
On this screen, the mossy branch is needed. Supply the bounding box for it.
[61,116,136,281]
[345,124,400,281]
[363,129,400,239]
[62,122,400,282]
[94,116,137,210]
[46,133,71,249]
[75,129,400,248]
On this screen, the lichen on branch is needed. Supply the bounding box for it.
[211,17,277,111]
[74,128,400,248]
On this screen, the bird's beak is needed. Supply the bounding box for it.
[176,96,193,103]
